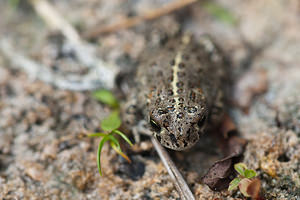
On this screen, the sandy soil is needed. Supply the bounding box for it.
[0,0,300,199]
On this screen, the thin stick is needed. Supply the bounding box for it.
[84,0,198,39]
[151,138,195,200]
[136,122,195,200]
[30,0,81,45]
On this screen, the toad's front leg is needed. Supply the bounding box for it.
[120,92,145,143]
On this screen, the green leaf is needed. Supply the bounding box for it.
[97,134,123,175]
[203,2,237,25]
[234,163,247,176]
[101,111,121,131]
[107,134,121,150]
[244,169,257,179]
[228,177,241,191]
[92,89,119,108]
[88,132,107,137]
[112,130,133,146]
[97,135,111,175]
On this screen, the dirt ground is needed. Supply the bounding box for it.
[0,0,300,199]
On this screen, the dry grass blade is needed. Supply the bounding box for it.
[84,0,198,39]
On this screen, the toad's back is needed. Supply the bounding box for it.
[135,35,228,150]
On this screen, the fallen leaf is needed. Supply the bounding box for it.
[201,157,233,190]
[202,133,247,191]
[239,178,252,197]
[246,178,261,199]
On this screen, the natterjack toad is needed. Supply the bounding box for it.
[122,35,228,150]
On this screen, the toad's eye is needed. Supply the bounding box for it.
[150,118,161,132]
[197,116,206,127]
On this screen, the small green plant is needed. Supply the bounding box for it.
[8,0,20,9]
[229,163,260,198]
[89,89,133,175]
[203,2,238,25]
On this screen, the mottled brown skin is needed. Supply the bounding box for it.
[123,35,228,151]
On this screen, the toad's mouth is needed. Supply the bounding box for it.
[154,125,202,151]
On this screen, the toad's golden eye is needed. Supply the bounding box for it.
[197,116,206,127]
[150,118,161,132]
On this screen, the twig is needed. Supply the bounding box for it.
[151,138,195,200]
[27,0,119,90]
[83,0,198,39]
[30,0,81,45]
[137,122,195,200]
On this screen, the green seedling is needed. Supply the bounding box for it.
[88,129,133,175]
[90,89,133,175]
[203,2,238,25]
[229,163,259,197]
[100,110,121,132]
[8,0,20,8]
[92,89,119,109]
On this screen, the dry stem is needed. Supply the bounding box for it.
[84,0,198,39]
